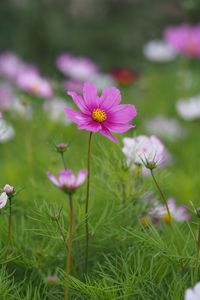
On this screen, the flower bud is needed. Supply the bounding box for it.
[51,213,60,221]
[3,184,15,197]
[55,143,67,153]
[47,275,58,285]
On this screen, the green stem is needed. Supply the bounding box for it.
[85,132,92,273]
[194,227,200,284]
[64,194,73,300]
[8,198,12,245]
[150,170,171,221]
[61,153,67,170]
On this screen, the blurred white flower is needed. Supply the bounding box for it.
[43,98,72,124]
[143,40,177,62]
[122,135,170,173]
[0,119,15,143]
[145,115,186,140]
[91,73,116,91]
[0,192,8,209]
[185,282,200,300]
[176,95,200,120]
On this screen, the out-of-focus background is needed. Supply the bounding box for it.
[1,0,199,72]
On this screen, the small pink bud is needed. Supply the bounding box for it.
[3,184,15,196]
[55,143,67,153]
[47,275,58,285]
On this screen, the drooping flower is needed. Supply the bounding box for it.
[122,135,170,172]
[110,67,139,84]
[65,82,137,143]
[145,115,186,140]
[0,192,8,209]
[56,53,98,81]
[0,119,15,143]
[43,98,72,124]
[47,169,88,193]
[143,40,177,62]
[164,24,200,57]
[149,198,191,223]
[176,95,200,121]
[184,282,200,300]
[16,68,53,98]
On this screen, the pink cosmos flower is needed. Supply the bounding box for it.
[0,83,14,110]
[56,53,98,81]
[47,169,88,193]
[0,52,23,80]
[149,198,191,223]
[164,24,200,57]
[65,82,137,143]
[16,69,53,98]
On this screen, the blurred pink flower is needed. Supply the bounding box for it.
[56,53,98,81]
[65,82,137,143]
[149,198,191,223]
[47,169,87,193]
[16,69,53,98]
[0,52,23,80]
[164,24,200,57]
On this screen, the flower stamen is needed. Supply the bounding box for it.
[92,108,107,122]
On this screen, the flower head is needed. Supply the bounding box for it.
[0,52,23,80]
[149,198,191,223]
[56,53,98,81]
[164,24,200,57]
[47,169,87,193]
[0,192,8,209]
[3,184,15,198]
[184,282,200,300]
[122,135,170,173]
[16,69,53,98]
[0,119,15,143]
[65,82,137,143]
[110,68,139,84]
[176,95,200,121]
[47,275,59,285]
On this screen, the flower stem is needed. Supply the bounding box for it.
[64,194,74,300]
[8,198,12,245]
[85,132,93,273]
[194,227,200,284]
[61,153,67,170]
[150,169,171,221]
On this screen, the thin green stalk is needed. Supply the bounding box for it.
[61,152,67,170]
[85,132,93,273]
[64,194,74,300]
[8,198,12,246]
[194,227,200,284]
[150,169,171,221]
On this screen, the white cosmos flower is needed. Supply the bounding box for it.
[176,95,200,121]
[0,192,8,209]
[143,40,177,62]
[91,73,116,91]
[185,282,200,300]
[0,119,15,143]
[43,98,72,124]
[145,116,186,140]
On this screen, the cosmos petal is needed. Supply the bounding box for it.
[108,104,137,123]
[100,87,121,110]
[83,82,98,110]
[100,126,118,143]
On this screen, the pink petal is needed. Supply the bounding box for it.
[67,91,89,113]
[64,108,90,126]
[47,172,60,187]
[76,170,88,187]
[108,104,137,123]
[100,126,118,143]
[100,87,121,111]
[104,122,134,133]
[83,82,98,110]
[59,169,76,188]
[78,120,102,132]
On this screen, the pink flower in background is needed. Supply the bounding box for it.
[16,69,53,98]
[56,53,98,81]
[149,198,191,223]
[65,82,137,143]
[63,79,83,94]
[164,24,200,57]
[47,169,88,193]
[0,51,23,80]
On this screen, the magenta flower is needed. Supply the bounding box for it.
[164,24,200,57]
[65,82,137,143]
[47,169,87,193]
[0,52,23,80]
[16,69,53,98]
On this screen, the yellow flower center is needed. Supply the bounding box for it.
[92,108,107,122]
[161,213,172,223]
